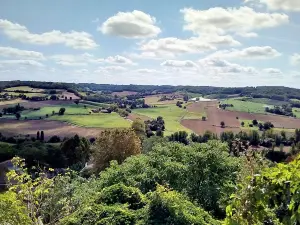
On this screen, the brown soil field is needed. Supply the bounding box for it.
[112,91,138,97]
[127,113,151,122]
[0,119,103,140]
[181,101,300,135]
[60,91,81,100]
[0,99,28,106]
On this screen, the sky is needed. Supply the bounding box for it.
[0,0,300,87]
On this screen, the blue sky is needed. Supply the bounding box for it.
[0,0,299,87]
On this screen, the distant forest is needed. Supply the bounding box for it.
[1,80,300,100]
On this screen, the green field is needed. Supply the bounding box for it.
[241,97,287,106]
[1,92,48,97]
[4,86,45,92]
[291,99,300,102]
[49,112,130,128]
[239,119,263,130]
[221,98,269,114]
[293,108,300,118]
[133,105,191,135]
[21,104,92,119]
[183,111,206,120]
[80,100,110,108]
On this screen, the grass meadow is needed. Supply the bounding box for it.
[133,105,191,135]
[221,98,269,114]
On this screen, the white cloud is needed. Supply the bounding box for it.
[94,66,128,74]
[208,46,281,59]
[99,55,136,65]
[134,68,161,73]
[0,60,44,67]
[99,10,161,38]
[181,7,289,35]
[199,58,258,74]
[263,68,283,75]
[0,19,98,49]
[75,69,89,74]
[161,60,198,68]
[128,52,164,60]
[50,53,94,66]
[245,0,300,12]
[291,53,300,66]
[0,46,45,60]
[137,35,240,58]
[236,32,258,38]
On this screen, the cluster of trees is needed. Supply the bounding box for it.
[176,100,184,108]
[219,103,234,109]
[3,81,300,101]
[266,105,295,117]
[2,103,25,115]
[144,116,165,137]
[2,123,300,224]
[0,134,90,170]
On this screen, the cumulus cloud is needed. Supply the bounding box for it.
[94,66,128,74]
[236,32,258,38]
[245,0,300,12]
[99,55,136,65]
[207,46,281,59]
[134,68,161,73]
[181,7,289,35]
[263,68,283,75]
[137,35,240,58]
[0,59,44,67]
[199,58,258,74]
[161,60,198,68]
[99,10,161,38]
[50,53,94,66]
[291,53,300,66]
[0,46,45,60]
[0,19,98,49]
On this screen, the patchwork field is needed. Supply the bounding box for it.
[0,119,103,140]
[21,104,92,119]
[49,113,131,128]
[4,86,45,92]
[144,95,183,105]
[133,105,191,135]
[112,91,138,97]
[221,98,269,114]
[1,92,48,97]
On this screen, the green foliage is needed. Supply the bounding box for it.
[147,185,221,225]
[226,155,300,224]
[0,191,31,225]
[92,129,141,173]
[98,141,241,218]
[61,134,90,169]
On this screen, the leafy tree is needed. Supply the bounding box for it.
[59,107,66,115]
[40,131,44,141]
[37,131,40,140]
[0,112,2,117]
[252,119,258,126]
[220,121,225,128]
[48,135,61,143]
[131,119,145,137]
[168,131,189,145]
[226,155,300,225]
[1,157,54,224]
[61,134,90,169]
[52,110,55,115]
[15,112,21,120]
[0,142,15,162]
[91,129,141,173]
[74,99,79,105]
[249,130,260,146]
[241,121,245,127]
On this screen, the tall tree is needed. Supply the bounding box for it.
[92,129,141,173]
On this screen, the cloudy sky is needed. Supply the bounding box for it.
[0,0,300,87]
